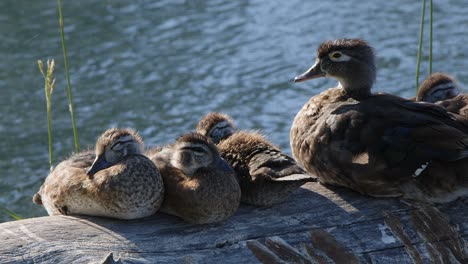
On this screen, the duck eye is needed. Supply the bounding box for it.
[331,52,342,59]
[329,51,351,62]
[111,142,123,151]
[111,139,132,151]
[184,146,206,155]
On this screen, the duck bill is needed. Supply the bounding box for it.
[215,157,235,175]
[294,61,325,82]
[86,154,111,176]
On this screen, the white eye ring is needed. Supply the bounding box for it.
[329,52,351,62]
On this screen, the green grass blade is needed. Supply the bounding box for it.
[429,0,433,74]
[416,0,426,93]
[0,206,23,221]
[57,0,80,152]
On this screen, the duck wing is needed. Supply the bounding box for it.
[248,148,317,183]
[362,94,468,168]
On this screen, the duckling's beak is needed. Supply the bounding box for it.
[294,60,325,82]
[86,154,111,176]
[215,157,235,175]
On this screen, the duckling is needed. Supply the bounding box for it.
[417,72,468,116]
[148,133,241,224]
[33,128,164,219]
[291,38,468,203]
[196,112,316,206]
[417,72,460,103]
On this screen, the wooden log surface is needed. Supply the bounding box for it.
[0,182,466,263]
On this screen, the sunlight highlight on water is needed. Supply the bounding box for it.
[0,0,467,221]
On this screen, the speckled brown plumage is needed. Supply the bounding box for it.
[33,128,164,219]
[435,94,468,117]
[416,72,468,116]
[197,112,316,206]
[291,38,468,203]
[148,133,240,224]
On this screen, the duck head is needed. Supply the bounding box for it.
[196,112,235,144]
[86,128,144,176]
[294,38,376,100]
[416,72,459,103]
[171,133,234,177]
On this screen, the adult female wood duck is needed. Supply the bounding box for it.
[33,128,165,219]
[148,133,241,224]
[196,112,316,206]
[291,38,468,203]
[417,72,468,116]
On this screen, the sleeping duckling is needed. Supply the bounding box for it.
[148,133,240,224]
[197,112,316,206]
[33,128,164,219]
[417,72,468,116]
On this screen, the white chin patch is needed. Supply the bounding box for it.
[353,152,369,165]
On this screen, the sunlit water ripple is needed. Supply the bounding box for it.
[1,0,467,221]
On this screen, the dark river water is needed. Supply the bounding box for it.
[1,0,467,222]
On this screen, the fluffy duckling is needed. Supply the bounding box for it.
[196,112,316,206]
[148,133,241,224]
[33,128,164,219]
[416,72,460,103]
[417,72,468,116]
[291,38,468,203]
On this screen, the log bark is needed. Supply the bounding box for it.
[0,182,466,263]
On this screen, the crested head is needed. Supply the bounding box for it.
[317,39,374,60]
[294,38,376,100]
[417,72,459,103]
[87,128,144,176]
[196,112,236,144]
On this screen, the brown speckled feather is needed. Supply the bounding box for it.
[436,94,468,116]
[218,131,316,206]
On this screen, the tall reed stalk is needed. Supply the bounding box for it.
[416,0,434,93]
[38,59,56,172]
[415,0,426,91]
[57,0,79,152]
[429,0,433,74]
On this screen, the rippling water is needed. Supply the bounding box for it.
[1,0,467,222]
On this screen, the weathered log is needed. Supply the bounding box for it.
[0,182,466,263]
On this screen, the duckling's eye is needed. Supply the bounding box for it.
[191,147,207,156]
[111,139,132,151]
[182,146,207,155]
[111,142,123,151]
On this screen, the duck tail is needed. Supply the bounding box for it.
[32,193,43,205]
[271,174,318,183]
